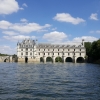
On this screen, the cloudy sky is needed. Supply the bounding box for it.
[0,0,100,54]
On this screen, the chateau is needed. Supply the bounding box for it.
[17,39,86,63]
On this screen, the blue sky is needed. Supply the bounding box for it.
[0,0,100,54]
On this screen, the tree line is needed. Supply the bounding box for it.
[85,39,100,64]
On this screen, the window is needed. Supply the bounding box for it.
[74,49,75,51]
[53,49,54,51]
[44,53,45,55]
[68,53,70,55]
[80,53,81,56]
[44,49,45,51]
[74,53,75,55]
[39,49,40,51]
[58,53,59,55]
[26,48,28,51]
[26,52,28,55]
[80,49,81,51]
[48,53,49,55]
[58,49,59,51]
[21,53,23,55]
[21,49,23,51]
[53,53,54,55]
[30,49,32,51]
[63,53,64,55]
[39,53,40,55]
[30,53,32,55]
[48,49,49,51]
[68,49,70,51]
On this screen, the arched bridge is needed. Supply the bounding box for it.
[0,56,13,62]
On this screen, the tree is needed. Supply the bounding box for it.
[85,42,92,57]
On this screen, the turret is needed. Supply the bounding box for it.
[82,39,84,47]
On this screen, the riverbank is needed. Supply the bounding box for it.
[93,59,100,64]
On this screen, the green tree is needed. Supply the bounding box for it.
[85,42,92,57]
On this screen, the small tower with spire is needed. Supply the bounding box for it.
[82,39,84,47]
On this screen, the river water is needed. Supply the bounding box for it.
[0,62,100,100]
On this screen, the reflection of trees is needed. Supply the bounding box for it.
[55,57,63,62]
[46,57,53,62]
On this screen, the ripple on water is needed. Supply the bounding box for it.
[0,63,100,100]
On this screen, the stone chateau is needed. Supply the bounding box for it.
[17,39,86,63]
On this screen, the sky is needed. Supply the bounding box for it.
[0,0,100,54]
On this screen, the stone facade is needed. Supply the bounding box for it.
[17,39,86,63]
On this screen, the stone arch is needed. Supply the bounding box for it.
[46,57,53,62]
[4,57,9,62]
[65,57,73,62]
[55,57,63,62]
[25,56,28,63]
[40,57,44,62]
[76,57,84,63]
[4,58,7,62]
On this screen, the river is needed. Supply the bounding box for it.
[0,62,100,100]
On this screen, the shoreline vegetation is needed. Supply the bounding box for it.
[85,39,100,64]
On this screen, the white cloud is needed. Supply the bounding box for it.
[0,20,51,33]
[90,30,100,34]
[90,13,98,20]
[73,36,98,42]
[20,18,28,23]
[2,31,18,35]
[3,35,36,41]
[0,45,16,54]
[0,20,12,29]
[53,13,85,25]
[19,7,24,10]
[0,0,21,15]
[9,23,51,33]
[52,27,57,31]
[43,31,67,42]
[22,3,28,7]
[96,30,100,33]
